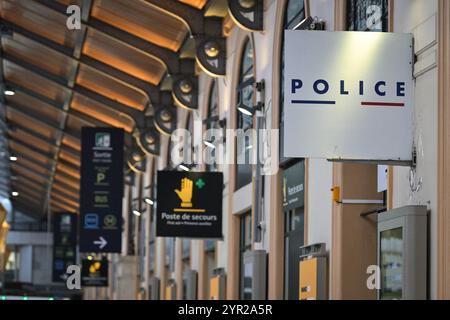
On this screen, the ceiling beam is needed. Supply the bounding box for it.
[8,136,56,161]
[11,161,52,184]
[8,151,53,173]
[7,120,61,146]
[50,200,77,214]
[12,191,43,206]
[5,81,113,129]
[10,167,49,188]
[0,19,160,105]
[52,189,79,204]
[51,192,79,209]
[11,178,47,194]
[33,0,203,106]
[34,0,186,75]
[52,182,79,200]
[2,54,141,127]
[12,184,45,201]
[142,0,205,35]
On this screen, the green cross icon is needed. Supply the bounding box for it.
[195,178,205,189]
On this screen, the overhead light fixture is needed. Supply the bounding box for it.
[203,140,216,149]
[9,156,17,162]
[237,106,254,116]
[136,122,160,157]
[179,164,190,172]
[179,79,193,95]
[204,41,220,58]
[133,209,142,217]
[4,89,15,96]
[239,0,256,9]
[11,191,19,197]
[144,198,154,206]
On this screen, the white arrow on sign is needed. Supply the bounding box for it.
[93,236,107,249]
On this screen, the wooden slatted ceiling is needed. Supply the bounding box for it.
[1,34,73,80]
[70,93,135,133]
[53,172,79,190]
[50,200,77,213]
[91,0,189,52]
[0,0,209,216]
[9,141,53,166]
[8,128,56,154]
[6,107,60,140]
[58,149,80,167]
[6,93,63,125]
[0,0,79,47]
[56,162,80,180]
[82,28,166,85]
[76,64,148,111]
[62,134,81,152]
[52,183,79,200]
[3,61,71,105]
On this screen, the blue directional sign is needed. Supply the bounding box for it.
[79,128,124,253]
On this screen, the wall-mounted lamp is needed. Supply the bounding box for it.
[203,140,216,149]
[144,198,154,206]
[136,118,160,156]
[154,104,177,136]
[178,164,190,172]
[127,148,147,173]
[9,156,17,162]
[237,80,265,116]
[132,209,142,217]
[196,37,227,77]
[172,76,198,111]
[11,191,19,197]
[295,16,326,31]
[228,0,264,31]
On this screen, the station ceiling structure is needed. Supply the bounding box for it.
[0,0,264,218]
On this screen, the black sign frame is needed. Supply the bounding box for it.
[156,171,223,238]
[79,128,124,253]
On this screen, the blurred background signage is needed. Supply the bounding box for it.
[52,213,77,282]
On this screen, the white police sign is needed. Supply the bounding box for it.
[284,31,413,162]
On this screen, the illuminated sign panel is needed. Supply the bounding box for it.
[284,31,413,161]
[79,128,124,253]
[81,258,108,287]
[156,171,223,238]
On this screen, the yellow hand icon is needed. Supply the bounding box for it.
[174,178,193,208]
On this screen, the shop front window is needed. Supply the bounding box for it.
[235,38,254,191]
[206,81,219,172]
[280,0,306,166]
[347,0,389,32]
[239,211,252,299]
